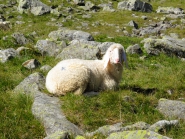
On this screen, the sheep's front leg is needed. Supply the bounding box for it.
[74,83,88,95]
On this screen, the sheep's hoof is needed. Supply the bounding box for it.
[83,91,99,97]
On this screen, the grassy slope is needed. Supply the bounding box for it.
[0,0,185,138]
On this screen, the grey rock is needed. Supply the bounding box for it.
[128,20,139,29]
[22,59,41,69]
[142,36,185,58]
[103,5,115,12]
[73,30,94,41]
[84,1,99,11]
[156,7,184,14]
[34,40,66,56]
[48,28,94,41]
[117,0,153,13]
[12,32,31,45]
[134,21,174,36]
[86,123,123,137]
[14,72,45,95]
[166,14,185,19]
[31,6,50,16]
[44,131,70,139]
[107,130,171,139]
[17,0,50,15]
[169,33,179,39]
[149,120,179,133]
[157,98,185,120]
[0,48,18,63]
[14,72,84,136]
[121,121,150,131]
[73,0,85,6]
[40,65,52,72]
[126,44,143,54]
[32,90,84,136]
[141,15,148,20]
[56,39,100,60]
[50,8,62,17]
[87,121,150,137]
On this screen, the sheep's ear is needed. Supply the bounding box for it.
[122,52,128,67]
[103,54,110,70]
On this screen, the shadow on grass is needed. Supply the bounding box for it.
[120,85,157,95]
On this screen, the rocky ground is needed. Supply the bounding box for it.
[1,0,185,139]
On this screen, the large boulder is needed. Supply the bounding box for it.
[14,72,84,137]
[117,0,152,12]
[17,0,50,15]
[56,39,100,60]
[157,99,185,120]
[34,40,66,56]
[133,21,174,36]
[142,35,185,58]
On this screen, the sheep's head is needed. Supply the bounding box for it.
[103,43,127,70]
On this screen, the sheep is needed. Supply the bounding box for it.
[45,43,127,96]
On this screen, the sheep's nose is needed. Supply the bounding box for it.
[115,58,120,63]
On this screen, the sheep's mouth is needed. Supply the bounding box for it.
[113,62,123,67]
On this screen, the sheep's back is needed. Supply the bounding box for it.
[46,59,91,95]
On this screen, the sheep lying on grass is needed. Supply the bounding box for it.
[45,43,127,96]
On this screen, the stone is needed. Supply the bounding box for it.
[73,30,94,41]
[14,72,84,136]
[128,20,139,29]
[157,98,185,120]
[12,32,31,45]
[126,44,143,54]
[117,0,152,13]
[149,120,179,133]
[156,7,184,14]
[107,130,171,139]
[31,6,50,16]
[22,59,41,69]
[48,28,94,41]
[141,15,148,20]
[142,36,185,58]
[14,72,45,95]
[56,39,100,60]
[44,131,70,139]
[73,0,85,6]
[17,0,50,15]
[121,121,150,131]
[133,21,174,36]
[40,65,52,72]
[0,48,17,63]
[34,40,66,56]
[87,121,150,137]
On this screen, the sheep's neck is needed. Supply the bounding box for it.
[106,63,123,82]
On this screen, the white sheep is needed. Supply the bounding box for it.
[45,43,127,95]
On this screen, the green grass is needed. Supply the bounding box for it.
[1,0,185,138]
[0,92,45,139]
